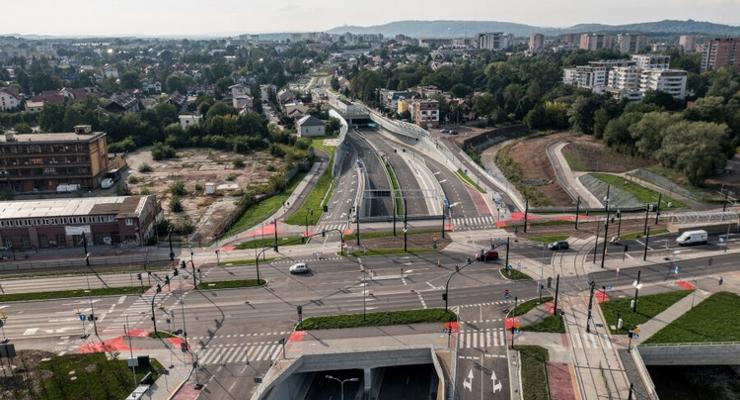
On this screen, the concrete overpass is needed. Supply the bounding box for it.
[638,342,740,366]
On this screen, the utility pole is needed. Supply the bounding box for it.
[356,207,360,246]
[655,193,662,224]
[523,198,529,233]
[643,204,650,235]
[304,208,313,240]
[617,210,622,238]
[273,219,278,252]
[723,191,729,212]
[632,270,642,313]
[643,227,650,261]
[600,220,609,269]
[151,285,161,335]
[441,202,446,239]
[403,197,408,252]
[574,196,581,230]
[82,231,90,266]
[504,237,510,269]
[168,230,174,261]
[511,296,518,349]
[553,274,560,315]
[586,281,595,333]
[593,222,600,263]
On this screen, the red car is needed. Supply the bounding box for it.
[475,250,499,262]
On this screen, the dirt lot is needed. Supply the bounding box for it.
[502,132,574,207]
[562,138,654,173]
[125,148,286,239]
[704,154,740,197]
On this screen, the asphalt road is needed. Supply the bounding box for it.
[347,131,394,218]
[360,129,429,218]
[313,143,359,241]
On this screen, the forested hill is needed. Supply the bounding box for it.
[327,19,740,38]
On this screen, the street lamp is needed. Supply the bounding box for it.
[151,284,162,335]
[443,258,474,312]
[632,270,643,313]
[305,208,313,239]
[215,249,220,266]
[325,375,359,400]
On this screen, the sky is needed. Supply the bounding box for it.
[3,0,739,37]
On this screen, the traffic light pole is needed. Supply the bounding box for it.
[442,258,474,312]
[553,274,560,315]
[655,193,662,224]
[504,237,510,269]
[632,270,642,313]
[273,219,279,252]
[356,207,360,246]
[643,227,651,261]
[574,196,581,230]
[586,281,595,333]
[523,198,529,233]
[441,204,446,239]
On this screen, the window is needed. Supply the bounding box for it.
[125,218,135,226]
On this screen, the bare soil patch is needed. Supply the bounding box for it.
[125,148,286,239]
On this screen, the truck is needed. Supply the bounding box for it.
[676,230,708,246]
[56,184,81,193]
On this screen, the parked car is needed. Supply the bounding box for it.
[548,241,570,251]
[475,249,499,262]
[676,230,708,246]
[289,263,309,274]
[449,130,459,135]
[101,178,115,189]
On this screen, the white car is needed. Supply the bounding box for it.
[289,263,309,274]
[101,178,114,189]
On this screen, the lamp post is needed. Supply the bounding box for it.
[168,229,174,261]
[325,375,359,400]
[214,249,220,266]
[151,284,162,335]
[443,258,474,312]
[632,270,642,313]
[304,208,313,240]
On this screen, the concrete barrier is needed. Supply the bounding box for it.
[329,109,349,179]
[638,342,740,366]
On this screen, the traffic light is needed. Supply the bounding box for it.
[323,205,328,212]
[173,268,178,276]
[165,276,171,285]
[180,342,189,353]
[321,230,326,237]
[137,273,142,281]
[180,260,186,269]
[442,293,447,301]
[156,284,162,293]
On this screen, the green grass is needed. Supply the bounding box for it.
[226,171,307,236]
[591,173,685,209]
[36,353,163,400]
[347,247,434,257]
[455,169,486,193]
[296,308,456,330]
[284,155,335,226]
[310,137,337,158]
[235,236,303,249]
[562,148,589,172]
[600,290,692,335]
[196,279,266,290]
[148,330,176,339]
[220,257,275,266]
[518,346,550,400]
[500,268,533,280]
[645,292,740,344]
[511,297,554,317]
[0,286,145,302]
[528,235,569,244]
[618,228,669,241]
[521,315,566,333]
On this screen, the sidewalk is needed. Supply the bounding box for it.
[635,285,712,343]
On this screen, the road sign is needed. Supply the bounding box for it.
[79,314,86,321]
[607,284,613,290]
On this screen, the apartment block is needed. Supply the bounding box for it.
[0,125,108,193]
[579,33,615,51]
[640,69,687,99]
[701,38,740,72]
[617,34,647,53]
[679,35,698,53]
[529,33,545,52]
[631,54,671,69]
[478,32,512,51]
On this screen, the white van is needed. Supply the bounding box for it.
[676,230,708,246]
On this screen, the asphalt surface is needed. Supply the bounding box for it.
[347,130,394,218]
[360,129,429,218]
[313,143,359,241]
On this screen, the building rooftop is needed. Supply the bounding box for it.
[0,131,106,144]
[0,196,151,220]
[297,115,325,127]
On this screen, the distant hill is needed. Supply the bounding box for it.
[327,19,740,38]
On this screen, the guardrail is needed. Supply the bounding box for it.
[329,109,349,178]
[640,341,740,347]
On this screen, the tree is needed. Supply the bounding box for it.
[684,96,726,123]
[629,112,683,158]
[657,121,730,185]
[165,74,187,93]
[151,142,177,160]
[450,83,472,98]
[13,123,32,133]
[472,93,495,118]
[524,104,545,130]
[120,71,141,90]
[325,117,342,135]
[602,113,641,154]
[568,95,604,135]
[543,101,570,130]
[592,108,611,139]
[215,77,233,97]
[205,102,237,122]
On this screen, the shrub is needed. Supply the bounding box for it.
[170,196,184,213]
[139,187,152,195]
[232,159,245,169]
[226,173,237,182]
[151,142,177,160]
[169,181,187,196]
[266,164,276,172]
[171,220,195,235]
[128,175,140,184]
[194,183,203,192]
[138,163,153,173]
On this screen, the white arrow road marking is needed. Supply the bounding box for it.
[492,371,502,393]
[463,368,474,391]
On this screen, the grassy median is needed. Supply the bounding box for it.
[456,169,486,193]
[296,308,457,331]
[600,289,692,335]
[521,315,565,333]
[284,155,335,226]
[518,345,550,400]
[511,297,553,317]
[645,292,740,344]
[235,236,303,249]
[500,268,533,280]
[0,286,145,302]
[591,172,685,209]
[347,247,434,257]
[196,279,266,290]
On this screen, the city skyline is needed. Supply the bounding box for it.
[2,0,740,37]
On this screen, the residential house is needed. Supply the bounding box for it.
[284,102,309,119]
[296,115,326,137]
[233,95,254,111]
[229,83,251,99]
[104,94,140,113]
[179,114,202,130]
[0,87,21,111]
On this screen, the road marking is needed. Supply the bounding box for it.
[118,296,127,304]
[463,369,474,391]
[23,328,38,336]
[492,371,502,393]
[417,292,427,309]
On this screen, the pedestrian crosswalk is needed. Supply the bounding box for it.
[197,341,282,365]
[571,332,613,350]
[271,257,343,265]
[458,300,513,309]
[458,328,506,349]
[452,216,496,230]
[102,292,171,334]
[316,223,348,233]
[189,331,290,340]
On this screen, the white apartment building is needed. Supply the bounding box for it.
[0,89,21,111]
[640,69,687,99]
[529,33,545,52]
[631,55,671,69]
[607,66,643,100]
[617,34,647,54]
[478,32,512,51]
